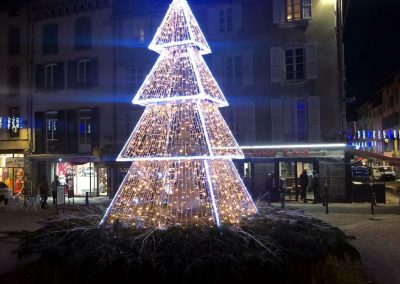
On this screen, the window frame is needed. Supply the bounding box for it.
[127,66,144,92]
[218,7,233,32]
[226,55,242,85]
[285,0,312,23]
[42,23,58,55]
[77,59,91,87]
[78,109,92,145]
[46,111,58,142]
[75,17,92,50]
[283,46,305,81]
[44,63,57,89]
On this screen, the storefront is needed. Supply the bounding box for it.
[0,153,25,194]
[29,155,110,197]
[234,144,350,202]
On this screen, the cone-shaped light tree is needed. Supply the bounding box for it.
[101,0,257,228]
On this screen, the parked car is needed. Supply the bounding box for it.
[352,166,370,181]
[372,166,397,181]
[0,182,13,205]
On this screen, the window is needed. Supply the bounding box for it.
[75,17,91,49]
[36,62,64,91]
[226,55,242,85]
[79,109,92,145]
[77,59,91,86]
[42,24,58,54]
[8,27,20,55]
[7,67,20,96]
[128,67,144,92]
[286,0,311,22]
[46,111,58,142]
[135,23,145,43]
[8,107,21,138]
[284,47,304,80]
[219,8,232,32]
[68,58,98,89]
[45,63,57,88]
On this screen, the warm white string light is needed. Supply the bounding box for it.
[102,0,257,229]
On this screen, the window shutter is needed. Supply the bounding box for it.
[35,64,45,91]
[270,47,282,83]
[308,96,321,141]
[272,0,284,24]
[243,50,253,86]
[67,109,78,153]
[91,107,100,150]
[306,43,318,79]
[271,99,283,141]
[34,112,45,153]
[233,4,242,32]
[68,60,77,89]
[55,62,65,89]
[207,8,218,35]
[303,0,312,19]
[284,98,296,141]
[89,57,99,87]
[242,102,255,143]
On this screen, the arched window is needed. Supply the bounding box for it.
[75,17,91,49]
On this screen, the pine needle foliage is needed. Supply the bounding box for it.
[12,204,360,284]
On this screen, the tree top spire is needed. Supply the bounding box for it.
[149,0,211,55]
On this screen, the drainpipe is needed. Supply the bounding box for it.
[336,0,346,139]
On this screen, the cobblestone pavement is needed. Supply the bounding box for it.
[285,201,400,284]
[0,196,111,275]
[1,197,399,284]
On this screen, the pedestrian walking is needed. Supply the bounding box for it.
[265,172,274,205]
[311,170,321,203]
[279,176,287,208]
[51,175,60,205]
[299,169,309,203]
[39,177,49,209]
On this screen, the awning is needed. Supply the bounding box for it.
[27,154,98,164]
[348,149,400,167]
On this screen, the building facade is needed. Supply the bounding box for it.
[112,0,348,201]
[1,0,348,201]
[351,68,400,158]
[29,0,114,197]
[0,4,30,195]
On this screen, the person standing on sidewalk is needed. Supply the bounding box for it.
[299,170,309,203]
[265,172,274,205]
[279,176,287,208]
[51,176,60,205]
[39,177,49,209]
[311,171,321,203]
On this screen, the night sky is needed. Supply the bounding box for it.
[344,0,400,119]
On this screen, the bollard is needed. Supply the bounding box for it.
[370,182,375,215]
[397,189,400,205]
[85,192,89,206]
[324,183,329,214]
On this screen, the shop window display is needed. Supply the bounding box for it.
[57,162,97,196]
[0,154,24,194]
[98,167,108,196]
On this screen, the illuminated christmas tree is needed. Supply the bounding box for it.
[101,0,257,228]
